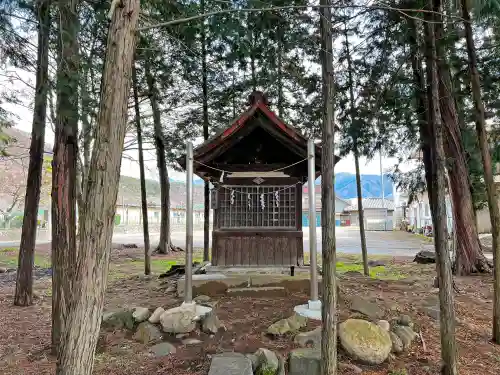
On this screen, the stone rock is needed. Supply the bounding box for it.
[287,314,308,331]
[294,327,321,348]
[194,295,211,303]
[176,333,189,339]
[423,306,440,320]
[339,362,363,374]
[148,307,165,324]
[246,354,259,371]
[389,331,404,354]
[132,307,151,323]
[160,305,198,333]
[377,320,390,332]
[276,354,285,375]
[254,348,279,375]
[149,342,176,357]
[182,338,202,345]
[350,296,384,320]
[0,267,7,273]
[202,312,224,334]
[398,314,413,329]
[392,325,418,350]
[414,250,436,264]
[267,319,289,336]
[338,319,392,365]
[101,309,135,330]
[194,261,210,275]
[165,286,176,293]
[267,314,307,336]
[133,322,163,344]
[288,348,321,375]
[368,260,386,267]
[208,352,253,375]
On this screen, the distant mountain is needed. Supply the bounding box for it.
[119,176,204,209]
[316,173,393,200]
[333,172,393,200]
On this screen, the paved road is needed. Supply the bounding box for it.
[2,227,494,259]
[0,227,427,256]
[109,227,431,257]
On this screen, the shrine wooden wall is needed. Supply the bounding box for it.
[211,230,303,267]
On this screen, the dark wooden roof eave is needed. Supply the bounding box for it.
[176,99,341,173]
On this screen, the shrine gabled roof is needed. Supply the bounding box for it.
[177,91,340,174]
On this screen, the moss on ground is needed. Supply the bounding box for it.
[0,252,50,268]
[336,262,407,280]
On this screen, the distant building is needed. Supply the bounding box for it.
[302,185,351,227]
[344,198,395,231]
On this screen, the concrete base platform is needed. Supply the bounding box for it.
[227,286,286,297]
[294,300,322,320]
[177,272,322,298]
[206,266,312,275]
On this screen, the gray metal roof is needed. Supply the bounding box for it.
[344,198,395,212]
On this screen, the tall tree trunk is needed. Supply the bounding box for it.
[51,0,79,354]
[423,9,458,374]
[319,0,337,374]
[201,0,210,262]
[56,1,140,373]
[432,0,491,275]
[461,0,500,342]
[145,63,171,254]
[407,13,436,220]
[132,63,151,275]
[14,0,51,307]
[344,25,368,276]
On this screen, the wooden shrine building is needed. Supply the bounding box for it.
[179,91,338,267]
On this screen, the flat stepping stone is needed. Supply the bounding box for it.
[294,327,321,348]
[288,348,320,375]
[182,338,202,345]
[349,296,384,320]
[150,342,176,357]
[208,352,253,375]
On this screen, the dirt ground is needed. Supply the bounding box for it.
[1,246,500,375]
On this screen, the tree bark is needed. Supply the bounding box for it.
[432,0,491,275]
[344,24,368,276]
[461,0,500,342]
[201,0,210,262]
[14,0,51,307]
[145,63,171,254]
[423,8,458,374]
[56,1,140,373]
[51,0,79,354]
[408,17,433,205]
[132,63,151,275]
[319,0,337,374]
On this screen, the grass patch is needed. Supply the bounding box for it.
[0,253,50,268]
[0,247,18,253]
[335,261,407,280]
[108,253,204,279]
